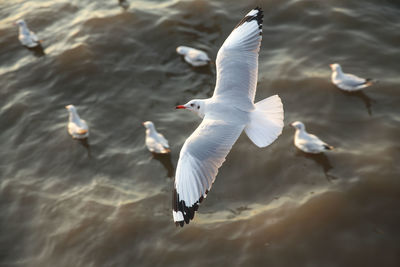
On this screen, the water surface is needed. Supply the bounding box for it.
[0,0,399,266]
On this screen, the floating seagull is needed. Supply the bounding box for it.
[173,7,284,227]
[143,121,170,154]
[290,121,333,154]
[330,63,374,91]
[65,105,89,139]
[176,46,211,67]
[15,19,40,48]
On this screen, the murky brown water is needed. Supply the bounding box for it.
[1,0,399,266]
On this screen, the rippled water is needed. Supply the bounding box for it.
[1,0,399,266]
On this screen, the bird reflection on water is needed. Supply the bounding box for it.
[26,44,45,57]
[152,152,174,178]
[339,90,375,116]
[118,0,130,10]
[77,138,91,158]
[295,150,337,182]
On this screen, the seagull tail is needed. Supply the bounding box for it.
[324,144,334,150]
[245,95,284,148]
[353,78,374,90]
[365,78,374,87]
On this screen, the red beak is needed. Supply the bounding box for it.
[175,105,186,109]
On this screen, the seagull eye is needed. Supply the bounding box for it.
[190,104,194,107]
[197,106,200,109]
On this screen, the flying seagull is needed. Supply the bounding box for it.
[143,121,170,154]
[330,63,374,91]
[176,46,211,67]
[65,105,89,139]
[290,121,333,154]
[173,7,284,227]
[15,19,40,48]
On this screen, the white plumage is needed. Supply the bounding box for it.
[330,63,373,91]
[15,19,40,48]
[290,121,333,154]
[65,105,89,139]
[173,7,284,227]
[176,46,211,67]
[143,121,170,154]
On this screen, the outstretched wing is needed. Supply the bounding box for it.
[173,119,245,227]
[213,7,263,110]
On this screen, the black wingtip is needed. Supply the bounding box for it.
[234,7,264,30]
[173,188,203,228]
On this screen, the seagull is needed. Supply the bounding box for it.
[330,63,374,91]
[15,19,40,48]
[65,105,89,139]
[290,121,333,154]
[173,7,284,227]
[143,121,170,154]
[176,46,211,67]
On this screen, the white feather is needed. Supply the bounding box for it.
[173,8,284,227]
[143,121,170,154]
[291,121,333,154]
[245,95,284,147]
[176,46,210,67]
[16,20,40,48]
[330,63,373,91]
[66,105,89,139]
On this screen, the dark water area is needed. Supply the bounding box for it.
[0,0,399,266]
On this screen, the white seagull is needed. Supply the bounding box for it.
[173,7,284,227]
[330,63,373,91]
[65,105,89,139]
[143,121,170,154]
[176,46,211,67]
[290,121,333,154]
[15,19,40,48]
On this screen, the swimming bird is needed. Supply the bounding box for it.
[173,7,284,227]
[290,121,333,154]
[176,46,211,67]
[15,19,40,48]
[143,121,170,154]
[65,105,89,139]
[330,63,374,91]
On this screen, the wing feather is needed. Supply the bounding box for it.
[173,119,244,226]
[157,133,169,148]
[342,73,367,86]
[213,8,263,109]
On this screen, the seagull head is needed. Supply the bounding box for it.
[15,19,26,27]
[65,104,76,111]
[65,105,79,116]
[290,121,305,131]
[329,63,342,72]
[142,121,155,129]
[176,46,189,56]
[176,99,205,118]
[65,105,82,121]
